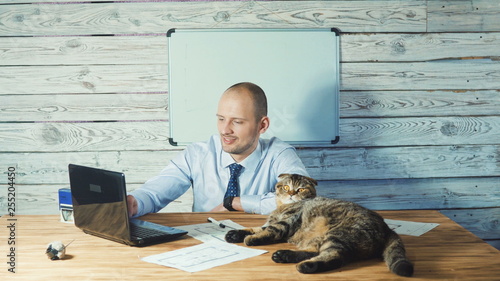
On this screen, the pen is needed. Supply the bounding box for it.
[207,217,227,228]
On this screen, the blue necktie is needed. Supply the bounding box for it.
[224,163,243,198]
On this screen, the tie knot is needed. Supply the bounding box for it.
[229,163,243,177]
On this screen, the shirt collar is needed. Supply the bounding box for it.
[220,139,263,173]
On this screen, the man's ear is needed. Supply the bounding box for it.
[258,116,270,134]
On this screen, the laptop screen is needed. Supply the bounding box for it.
[68,164,131,242]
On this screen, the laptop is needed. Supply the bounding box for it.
[68,164,187,246]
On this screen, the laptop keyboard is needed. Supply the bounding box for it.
[130,224,169,239]
[127,219,187,245]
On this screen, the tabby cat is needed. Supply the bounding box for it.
[225,174,414,277]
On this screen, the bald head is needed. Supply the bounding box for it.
[224,82,268,122]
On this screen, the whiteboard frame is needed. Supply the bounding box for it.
[167,28,340,146]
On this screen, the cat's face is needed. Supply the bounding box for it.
[275,174,317,207]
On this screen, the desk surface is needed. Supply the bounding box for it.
[1,211,499,280]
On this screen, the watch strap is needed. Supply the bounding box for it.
[224,196,237,211]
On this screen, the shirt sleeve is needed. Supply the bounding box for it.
[129,151,192,218]
[240,192,276,215]
[240,145,309,215]
[272,146,310,177]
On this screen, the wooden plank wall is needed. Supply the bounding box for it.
[0,0,499,249]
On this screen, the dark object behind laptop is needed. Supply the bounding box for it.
[68,164,187,246]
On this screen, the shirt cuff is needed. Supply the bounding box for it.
[240,194,261,214]
[240,193,277,215]
[128,190,147,218]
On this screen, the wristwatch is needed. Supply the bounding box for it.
[224,196,237,211]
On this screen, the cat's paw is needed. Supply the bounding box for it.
[273,250,317,263]
[244,235,271,246]
[297,261,319,274]
[272,250,296,263]
[243,236,260,246]
[225,230,249,243]
[296,259,343,274]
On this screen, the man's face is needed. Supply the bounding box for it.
[216,89,268,162]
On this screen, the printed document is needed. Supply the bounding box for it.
[142,241,267,273]
[176,219,245,243]
[384,219,439,236]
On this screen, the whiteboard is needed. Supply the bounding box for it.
[167,28,340,146]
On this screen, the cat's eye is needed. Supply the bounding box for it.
[298,188,305,193]
[283,185,290,192]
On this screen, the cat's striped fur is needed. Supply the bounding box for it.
[225,174,414,277]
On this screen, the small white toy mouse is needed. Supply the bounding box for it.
[46,240,73,260]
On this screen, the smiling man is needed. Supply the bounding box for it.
[217,83,268,162]
[127,82,309,216]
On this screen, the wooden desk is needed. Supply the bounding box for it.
[1,211,499,280]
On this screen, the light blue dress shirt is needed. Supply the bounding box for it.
[130,135,309,216]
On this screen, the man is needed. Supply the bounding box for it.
[127,82,308,217]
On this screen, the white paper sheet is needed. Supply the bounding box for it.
[142,241,267,273]
[175,220,245,243]
[384,219,439,236]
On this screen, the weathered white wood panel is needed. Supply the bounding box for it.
[298,144,500,181]
[428,0,500,32]
[440,208,500,239]
[1,64,167,94]
[0,36,168,66]
[0,1,427,36]
[341,90,500,118]
[486,240,500,250]
[254,0,426,32]
[0,0,141,2]
[3,32,499,66]
[317,177,500,210]
[341,32,500,62]
[0,122,171,152]
[0,93,167,122]
[0,2,245,35]
[338,116,500,147]
[341,60,500,91]
[0,151,181,184]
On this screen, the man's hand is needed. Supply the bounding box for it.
[210,197,243,212]
[127,195,138,217]
[210,203,228,212]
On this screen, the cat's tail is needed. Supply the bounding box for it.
[383,230,414,277]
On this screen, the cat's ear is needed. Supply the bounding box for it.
[278,173,291,181]
[305,176,318,186]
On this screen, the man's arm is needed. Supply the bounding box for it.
[129,168,191,217]
[128,150,193,217]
